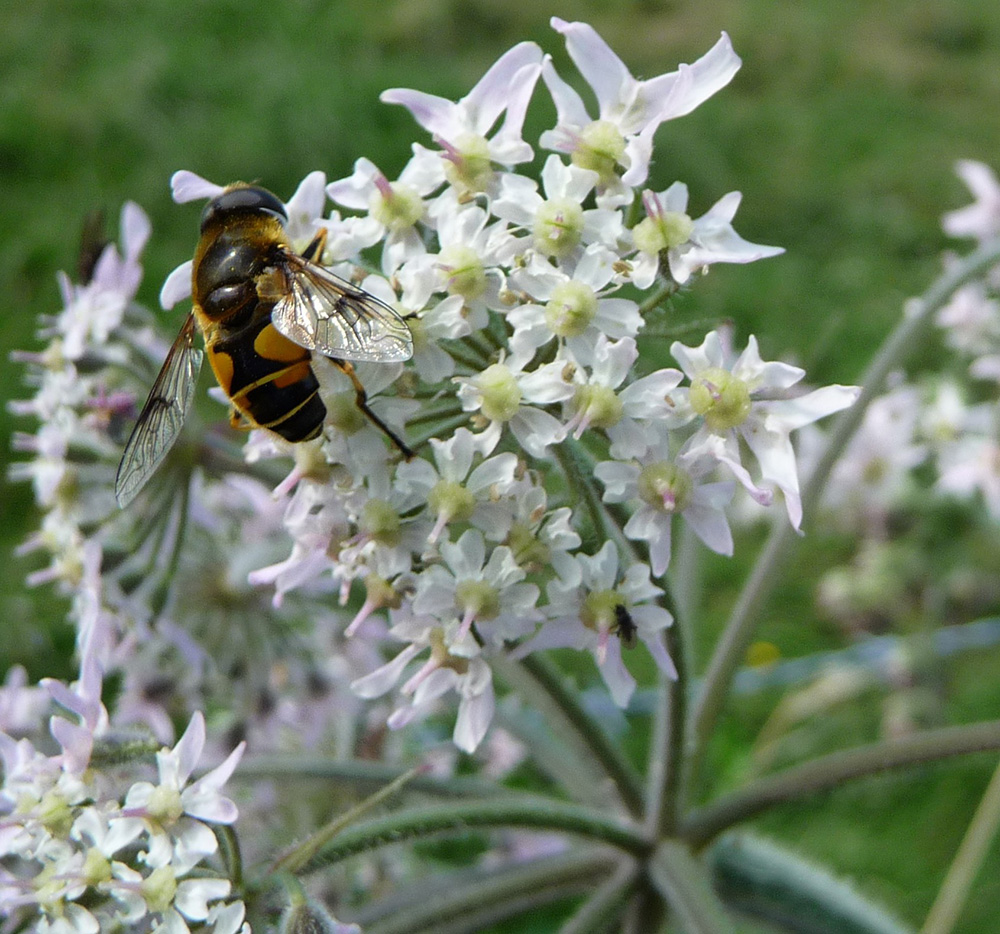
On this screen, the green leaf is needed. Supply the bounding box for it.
[710,833,915,934]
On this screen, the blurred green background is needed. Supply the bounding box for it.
[3,0,1000,930]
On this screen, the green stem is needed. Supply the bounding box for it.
[352,849,617,934]
[235,756,499,797]
[682,719,1000,849]
[404,401,467,427]
[647,839,736,934]
[687,236,1000,800]
[307,797,651,870]
[270,766,421,875]
[646,618,687,837]
[498,653,645,816]
[556,437,617,546]
[921,755,1000,934]
[214,824,243,889]
[558,857,641,934]
[637,279,677,317]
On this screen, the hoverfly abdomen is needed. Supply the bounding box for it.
[209,314,324,444]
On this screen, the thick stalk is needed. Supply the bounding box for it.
[687,237,1000,797]
[353,849,618,934]
[645,619,687,837]
[647,839,736,934]
[307,797,651,870]
[921,755,1000,934]
[558,857,641,934]
[682,719,1000,848]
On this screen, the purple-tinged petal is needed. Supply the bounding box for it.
[551,19,635,121]
[646,32,741,124]
[380,87,459,138]
[160,261,193,309]
[539,58,590,137]
[464,42,544,136]
[171,170,225,204]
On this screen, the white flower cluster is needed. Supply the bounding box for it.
[0,620,247,933]
[818,160,1000,533]
[10,19,859,758]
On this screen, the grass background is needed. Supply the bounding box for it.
[2,0,1000,930]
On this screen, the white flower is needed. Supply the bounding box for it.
[514,542,676,707]
[935,274,1000,358]
[506,246,641,365]
[493,154,623,263]
[596,434,735,575]
[411,528,541,645]
[351,614,497,753]
[247,476,353,607]
[394,427,519,544]
[381,41,544,194]
[671,331,860,529]
[454,355,575,458]
[942,159,1000,241]
[119,712,244,873]
[630,183,784,288]
[327,152,441,273]
[541,19,740,204]
[821,383,927,528]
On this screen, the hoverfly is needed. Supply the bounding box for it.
[115,183,413,507]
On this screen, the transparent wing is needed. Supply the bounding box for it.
[270,250,413,363]
[115,313,203,508]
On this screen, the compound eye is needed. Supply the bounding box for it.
[200,185,288,232]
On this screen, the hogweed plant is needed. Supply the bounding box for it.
[5,17,1000,934]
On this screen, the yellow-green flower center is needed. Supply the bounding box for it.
[689,367,752,430]
[360,498,402,546]
[82,847,113,886]
[439,245,487,301]
[427,480,476,524]
[327,391,367,435]
[370,181,424,231]
[632,210,693,255]
[544,281,598,337]
[477,363,522,423]
[572,121,627,186]
[33,789,73,836]
[580,588,622,632]
[637,461,694,514]
[455,579,501,621]
[142,866,179,914]
[146,784,184,826]
[533,198,585,258]
[443,132,494,194]
[363,573,403,610]
[573,384,624,430]
[506,521,550,571]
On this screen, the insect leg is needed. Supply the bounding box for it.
[301,228,328,263]
[333,359,414,459]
